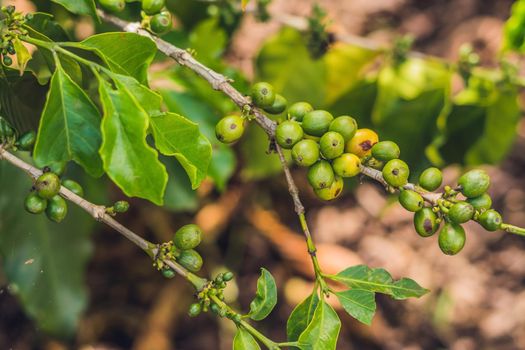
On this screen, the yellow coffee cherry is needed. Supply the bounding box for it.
[345,128,379,158]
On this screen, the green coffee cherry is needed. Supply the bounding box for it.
[263,94,287,114]
[173,224,202,250]
[346,128,379,158]
[438,222,466,255]
[382,159,410,188]
[0,117,14,140]
[114,200,130,213]
[223,271,234,281]
[328,116,357,142]
[314,175,343,201]
[17,131,36,151]
[250,82,276,108]
[142,0,165,15]
[99,0,125,12]
[398,190,424,212]
[150,11,172,34]
[162,268,175,279]
[302,110,334,137]
[413,208,439,237]
[46,195,68,223]
[371,141,400,162]
[458,169,490,198]
[3,55,12,66]
[319,131,345,159]
[177,249,203,272]
[307,160,335,190]
[24,192,47,214]
[467,193,492,211]
[291,139,319,167]
[35,172,61,199]
[448,202,474,224]
[419,167,443,191]
[332,153,360,178]
[478,209,502,231]
[61,179,84,197]
[188,303,202,317]
[275,120,303,149]
[288,102,313,122]
[215,115,245,144]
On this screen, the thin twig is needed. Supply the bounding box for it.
[96,11,456,254]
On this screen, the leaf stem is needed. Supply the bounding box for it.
[501,223,525,236]
[209,294,279,349]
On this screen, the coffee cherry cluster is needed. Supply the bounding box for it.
[389,165,501,255]
[159,224,204,278]
[188,271,238,320]
[97,0,172,35]
[0,6,31,66]
[24,169,84,224]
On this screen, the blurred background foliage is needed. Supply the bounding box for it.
[1,0,525,349]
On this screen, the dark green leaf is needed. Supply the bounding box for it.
[82,33,157,85]
[233,326,261,350]
[25,12,70,42]
[0,67,47,132]
[328,265,428,300]
[297,300,341,350]
[33,64,103,177]
[286,291,319,342]
[51,0,98,20]
[248,268,277,321]
[150,112,212,189]
[98,76,167,205]
[335,290,376,325]
[162,158,198,212]
[0,157,94,337]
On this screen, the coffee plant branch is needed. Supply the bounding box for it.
[0,144,288,347]
[97,11,525,252]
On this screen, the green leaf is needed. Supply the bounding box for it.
[0,67,47,132]
[25,12,70,42]
[297,300,341,350]
[441,82,520,165]
[502,0,525,52]
[335,290,376,325]
[248,268,277,321]
[188,18,227,66]
[233,326,261,350]
[286,291,319,342]
[328,265,428,300]
[98,76,167,205]
[51,0,98,21]
[160,90,237,190]
[256,28,326,106]
[82,33,157,85]
[0,157,94,337]
[12,38,31,75]
[370,58,451,167]
[162,157,198,212]
[33,64,103,177]
[150,112,211,189]
[241,125,287,180]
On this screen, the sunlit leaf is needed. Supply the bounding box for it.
[97,76,167,204]
[33,64,103,177]
[335,289,376,325]
[233,326,261,350]
[328,265,428,300]
[297,300,341,350]
[287,291,319,342]
[248,268,277,321]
